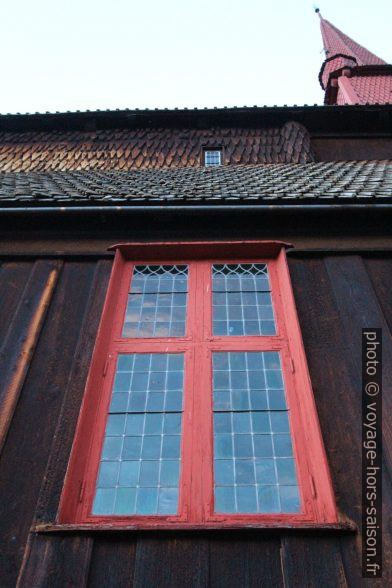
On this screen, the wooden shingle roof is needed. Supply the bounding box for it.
[1,161,391,206]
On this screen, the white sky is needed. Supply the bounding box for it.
[1,0,391,114]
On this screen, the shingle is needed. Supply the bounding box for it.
[0,122,315,172]
[0,161,391,206]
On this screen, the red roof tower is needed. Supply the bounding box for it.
[316,9,392,104]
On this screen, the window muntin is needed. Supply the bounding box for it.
[93,352,184,516]
[204,150,222,166]
[122,265,188,338]
[212,263,276,336]
[213,351,300,514]
[60,242,337,528]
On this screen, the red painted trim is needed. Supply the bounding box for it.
[337,75,361,105]
[59,241,337,527]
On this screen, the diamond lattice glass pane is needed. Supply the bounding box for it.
[92,353,184,516]
[212,264,276,336]
[122,265,188,338]
[212,351,300,514]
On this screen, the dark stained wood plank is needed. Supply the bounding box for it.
[87,536,136,588]
[209,534,283,587]
[288,258,362,520]
[0,261,32,341]
[289,256,392,586]
[323,255,392,585]
[0,262,98,588]
[133,534,209,588]
[17,534,93,588]
[324,256,392,478]
[0,260,60,453]
[280,536,347,587]
[364,258,392,335]
[35,260,112,523]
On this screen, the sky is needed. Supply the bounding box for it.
[0,0,391,114]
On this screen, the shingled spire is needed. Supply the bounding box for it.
[316,9,392,105]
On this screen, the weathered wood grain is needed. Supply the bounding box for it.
[281,535,348,587]
[86,536,136,588]
[209,534,283,587]
[17,534,93,588]
[0,261,32,340]
[35,260,112,523]
[133,534,209,588]
[0,262,97,587]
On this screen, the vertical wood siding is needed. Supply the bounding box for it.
[0,255,390,587]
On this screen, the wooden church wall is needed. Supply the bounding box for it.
[0,252,390,587]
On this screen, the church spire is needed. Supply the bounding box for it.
[316,10,392,105]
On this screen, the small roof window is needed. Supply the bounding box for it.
[204,149,222,167]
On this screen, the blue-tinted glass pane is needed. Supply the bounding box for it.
[235,460,256,485]
[258,486,280,513]
[212,351,300,514]
[110,393,129,413]
[252,412,270,433]
[97,462,119,487]
[128,392,147,412]
[236,486,257,513]
[253,435,274,457]
[158,488,179,514]
[276,458,297,485]
[92,488,116,515]
[92,353,184,516]
[139,461,160,486]
[212,264,276,336]
[106,414,126,436]
[273,434,293,457]
[144,413,163,434]
[136,487,158,514]
[279,485,301,513]
[231,390,250,410]
[162,435,181,458]
[268,389,286,410]
[163,413,182,434]
[270,412,290,432]
[125,414,145,435]
[122,266,188,338]
[214,413,232,434]
[215,460,235,485]
[165,391,183,411]
[122,437,142,460]
[215,435,234,458]
[118,461,140,486]
[114,488,136,515]
[215,487,236,512]
[102,437,123,460]
[255,459,277,485]
[141,436,162,459]
[234,435,253,457]
[160,460,180,486]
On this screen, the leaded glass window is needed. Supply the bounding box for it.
[62,243,336,528]
[123,265,188,338]
[212,264,276,336]
[93,353,184,516]
[213,351,300,513]
[204,150,222,166]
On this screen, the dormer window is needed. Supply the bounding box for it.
[204,149,222,167]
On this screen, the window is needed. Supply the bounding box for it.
[59,241,337,528]
[204,149,222,166]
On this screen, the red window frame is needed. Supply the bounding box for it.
[59,241,338,529]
